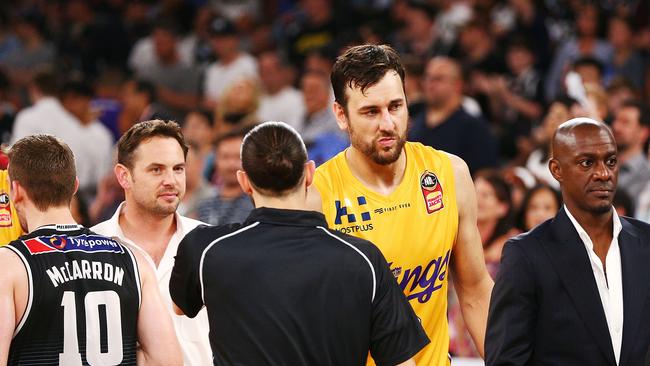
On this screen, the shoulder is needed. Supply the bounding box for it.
[620,216,650,240]
[503,219,552,253]
[319,228,385,263]
[314,151,344,183]
[178,214,207,233]
[183,222,250,247]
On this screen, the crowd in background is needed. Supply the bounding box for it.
[0,0,648,358]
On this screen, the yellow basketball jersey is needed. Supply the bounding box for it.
[314,142,458,366]
[0,170,22,245]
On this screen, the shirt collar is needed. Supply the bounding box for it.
[564,204,622,249]
[245,207,328,227]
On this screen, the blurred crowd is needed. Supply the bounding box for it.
[0,0,648,358]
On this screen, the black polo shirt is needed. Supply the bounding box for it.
[170,207,429,366]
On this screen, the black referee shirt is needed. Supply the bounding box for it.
[170,207,429,366]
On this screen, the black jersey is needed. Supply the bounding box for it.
[5,224,141,366]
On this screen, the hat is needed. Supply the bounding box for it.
[209,17,236,36]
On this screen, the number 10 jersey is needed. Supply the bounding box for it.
[5,225,141,366]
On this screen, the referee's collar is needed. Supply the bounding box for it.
[245,207,328,227]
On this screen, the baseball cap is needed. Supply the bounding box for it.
[209,17,237,37]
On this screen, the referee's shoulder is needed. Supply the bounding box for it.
[318,227,383,259]
[182,222,248,246]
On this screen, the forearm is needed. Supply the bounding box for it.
[456,275,494,358]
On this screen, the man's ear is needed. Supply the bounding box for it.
[73,177,79,196]
[10,180,24,204]
[114,164,131,190]
[549,158,562,183]
[236,170,253,196]
[333,101,349,131]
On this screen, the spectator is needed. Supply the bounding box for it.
[544,3,613,101]
[516,184,562,232]
[607,15,645,90]
[178,142,216,218]
[118,78,164,134]
[300,70,347,166]
[573,56,605,87]
[134,20,201,121]
[395,2,438,58]
[203,17,257,107]
[196,127,253,225]
[606,77,638,117]
[60,79,113,199]
[213,78,260,137]
[611,99,650,200]
[256,50,305,129]
[409,56,498,174]
[182,108,214,160]
[0,69,15,143]
[282,0,341,65]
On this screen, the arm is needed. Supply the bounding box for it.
[485,241,537,365]
[447,153,494,358]
[135,251,183,366]
[0,249,24,365]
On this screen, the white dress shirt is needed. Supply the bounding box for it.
[565,205,624,364]
[203,53,257,101]
[92,202,212,366]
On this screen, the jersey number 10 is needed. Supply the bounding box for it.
[59,290,123,365]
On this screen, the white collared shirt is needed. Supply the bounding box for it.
[92,202,212,366]
[565,205,624,364]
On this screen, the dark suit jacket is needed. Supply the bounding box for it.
[485,207,650,366]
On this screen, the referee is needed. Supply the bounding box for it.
[170,122,429,366]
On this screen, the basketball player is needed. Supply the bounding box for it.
[0,135,181,365]
[309,44,494,365]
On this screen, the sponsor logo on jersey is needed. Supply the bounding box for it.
[389,248,450,303]
[373,202,411,215]
[23,235,124,255]
[0,192,13,227]
[332,196,375,233]
[420,170,444,214]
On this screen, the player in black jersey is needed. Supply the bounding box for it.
[0,135,181,366]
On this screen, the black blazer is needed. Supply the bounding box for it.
[485,207,650,366]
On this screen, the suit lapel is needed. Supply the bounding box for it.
[618,219,650,366]
[542,208,616,365]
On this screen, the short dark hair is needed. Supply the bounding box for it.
[117,119,188,169]
[31,69,59,96]
[187,108,214,127]
[61,79,94,98]
[8,135,77,210]
[331,44,405,110]
[573,56,604,76]
[620,99,650,128]
[130,79,157,103]
[241,122,307,196]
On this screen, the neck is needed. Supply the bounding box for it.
[119,201,176,243]
[426,99,460,127]
[251,189,307,211]
[345,145,406,196]
[566,203,613,240]
[26,206,78,233]
[220,184,244,199]
[220,52,238,65]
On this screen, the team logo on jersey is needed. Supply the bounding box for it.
[420,170,444,214]
[22,235,124,255]
[389,248,450,303]
[0,193,12,227]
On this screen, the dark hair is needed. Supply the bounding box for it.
[331,44,405,110]
[213,125,255,147]
[117,119,188,169]
[516,184,562,231]
[406,1,437,20]
[573,56,604,76]
[620,99,650,128]
[31,69,59,96]
[613,189,634,217]
[8,135,77,210]
[187,108,214,127]
[241,122,307,195]
[130,79,157,103]
[61,79,94,98]
[474,169,514,247]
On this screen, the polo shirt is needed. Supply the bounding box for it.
[170,207,429,366]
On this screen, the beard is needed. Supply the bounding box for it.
[349,127,407,166]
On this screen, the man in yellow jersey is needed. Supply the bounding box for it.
[0,170,23,245]
[309,44,494,365]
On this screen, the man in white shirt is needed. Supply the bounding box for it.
[92,120,212,365]
[256,50,305,129]
[202,17,257,107]
[486,117,650,365]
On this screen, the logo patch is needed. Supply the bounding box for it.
[23,235,124,255]
[420,170,444,214]
[0,193,13,227]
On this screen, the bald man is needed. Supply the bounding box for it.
[408,57,498,174]
[485,118,650,366]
